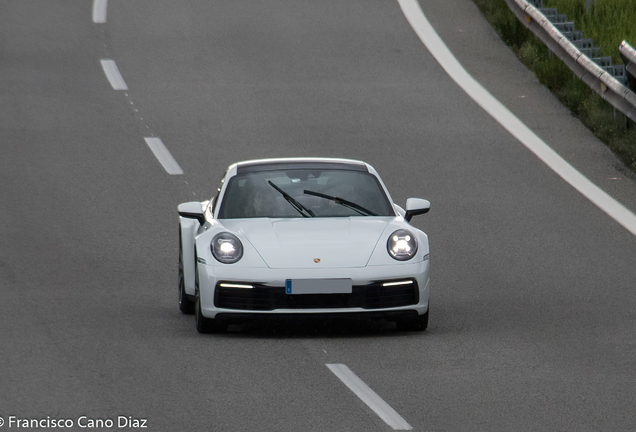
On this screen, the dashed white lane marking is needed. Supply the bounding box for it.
[398,0,636,237]
[144,138,184,175]
[100,59,128,90]
[326,364,412,430]
[94,7,184,176]
[92,0,108,23]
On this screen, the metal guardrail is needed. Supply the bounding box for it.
[504,0,636,122]
[619,41,636,92]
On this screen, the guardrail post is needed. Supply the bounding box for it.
[619,41,636,92]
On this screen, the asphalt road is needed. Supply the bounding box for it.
[2,1,636,431]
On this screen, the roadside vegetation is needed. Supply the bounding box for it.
[472,0,636,173]
[546,0,636,64]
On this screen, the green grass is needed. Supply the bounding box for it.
[543,0,636,64]
[473,0,636,172]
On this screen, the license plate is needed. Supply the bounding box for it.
[285,279,353,295]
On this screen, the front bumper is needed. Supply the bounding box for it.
[197,260,430,319]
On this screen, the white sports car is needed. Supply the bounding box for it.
[178,158,431,333]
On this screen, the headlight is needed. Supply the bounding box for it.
[211,232,243,264]
[387,229,418,261]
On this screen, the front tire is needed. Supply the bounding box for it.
[194,257,227,334]
[178,228,194,314]
[396,308,429,331]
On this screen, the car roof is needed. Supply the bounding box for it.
[233,157,369,174]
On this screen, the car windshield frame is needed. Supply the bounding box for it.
[217,167,395,219]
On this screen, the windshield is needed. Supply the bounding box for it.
[218,169,394,219]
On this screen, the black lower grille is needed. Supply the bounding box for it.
[214,280,418,311]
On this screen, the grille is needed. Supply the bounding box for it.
[214,280,418,311]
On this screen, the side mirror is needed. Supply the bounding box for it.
[404,198,430,222]
[178,201,206,225]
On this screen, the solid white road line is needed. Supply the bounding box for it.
[144,138,184,175]
[100,59,128,90]
[326,364,412,431]
[92,0,108,23]
[398,0,636,237]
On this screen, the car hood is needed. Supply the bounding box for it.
[220,218,394,269]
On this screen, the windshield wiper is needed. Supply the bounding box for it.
[303,190,377,216]
[268,181,315,218]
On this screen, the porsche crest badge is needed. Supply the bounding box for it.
[313,258,321,264]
